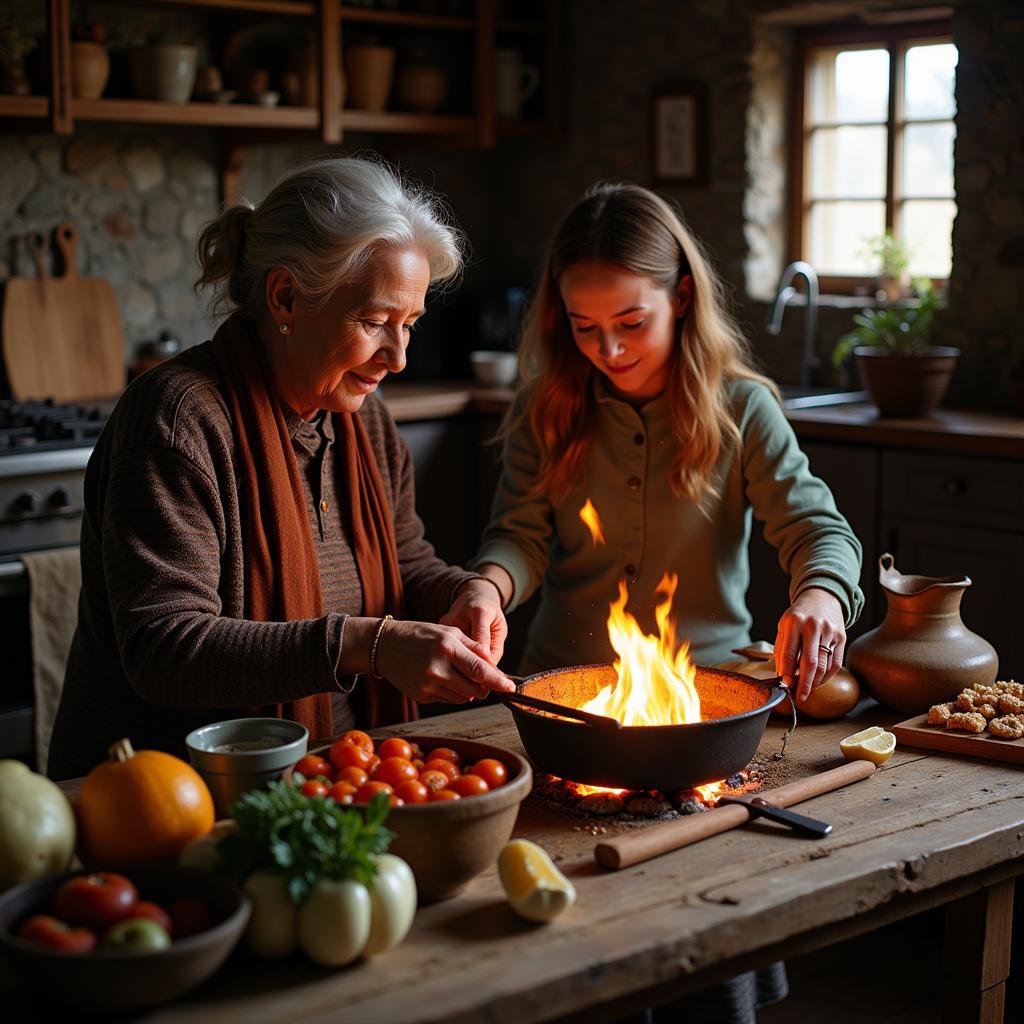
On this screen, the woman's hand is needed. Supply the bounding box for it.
[375,618,515,705]
[774,588,847,702]
[439,577,508,665]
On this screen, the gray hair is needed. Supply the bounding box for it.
[195,156,465,315]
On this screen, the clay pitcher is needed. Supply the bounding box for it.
[848,554,998,714]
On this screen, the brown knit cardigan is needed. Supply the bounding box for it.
[48,342,472,781]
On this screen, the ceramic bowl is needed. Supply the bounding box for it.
[285,734,532,902]
[256,90,280,107]
[186,717,308,818]
[470,350,518,388]
[0,865,250,1009]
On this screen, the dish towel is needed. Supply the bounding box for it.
[22,547,82,773]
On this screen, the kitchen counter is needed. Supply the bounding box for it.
[14,704,1023,1023]
[381,381,1024,457]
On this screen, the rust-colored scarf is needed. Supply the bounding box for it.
[211,313,416,740]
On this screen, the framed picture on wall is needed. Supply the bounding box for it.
[651,85,708,187]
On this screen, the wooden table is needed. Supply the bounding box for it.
[8,703,1024,1023]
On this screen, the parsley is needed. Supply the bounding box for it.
[216,782,394,904]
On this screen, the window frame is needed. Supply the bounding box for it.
[789,19,954,293]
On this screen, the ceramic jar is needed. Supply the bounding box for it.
[131,44,199,103]
[848,554,998,714]
[70,41,110,99]
[494,48,540,118]
[344,44,395,112]
[394,51,446,112]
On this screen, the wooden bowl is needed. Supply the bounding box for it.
[286,734,532,903]
[0,865,250,1009]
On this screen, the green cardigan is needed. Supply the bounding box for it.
[472,377,864,672]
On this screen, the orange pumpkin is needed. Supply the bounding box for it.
[76,738,214,864]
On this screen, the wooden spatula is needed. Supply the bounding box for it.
[2,222,125,402]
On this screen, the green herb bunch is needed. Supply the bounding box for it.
[832,282,942,367]
[217,782,394,904]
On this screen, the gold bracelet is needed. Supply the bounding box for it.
[369,614,393,680]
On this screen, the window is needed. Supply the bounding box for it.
[792,22,957,289]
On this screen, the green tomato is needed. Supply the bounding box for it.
[102,917,172,952]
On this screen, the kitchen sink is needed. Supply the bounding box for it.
[779,386,869,410]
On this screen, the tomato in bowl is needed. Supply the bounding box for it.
[283,733,532,902]
[0,865,250,1009]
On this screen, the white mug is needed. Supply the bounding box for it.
[494,48,540,118]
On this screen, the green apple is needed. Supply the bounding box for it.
[102,916,172,952]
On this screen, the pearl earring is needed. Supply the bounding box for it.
[279,323,290,335]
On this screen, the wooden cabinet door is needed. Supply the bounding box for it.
[879,518,1024,679]
[747,442,879,647]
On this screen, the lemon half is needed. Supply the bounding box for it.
[840,726,896,765]
[498,839,576,923]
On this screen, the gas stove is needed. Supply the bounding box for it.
[0,399,109,560]
[0,398,106,453]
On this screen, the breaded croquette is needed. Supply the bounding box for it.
[999,694,1024,715]
[928,703,954,725]
[946,711,987,733]
[956,690,980,711]
[989,716,1024,739]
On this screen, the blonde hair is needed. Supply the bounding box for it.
[510,181,776,509]
[195,156,464,315]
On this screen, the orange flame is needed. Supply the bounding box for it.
[580,572,701,726]
[579,499,606,546]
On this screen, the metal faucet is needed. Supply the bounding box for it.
[765,260,821,387]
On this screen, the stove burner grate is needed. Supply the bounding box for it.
[0,399,107,452]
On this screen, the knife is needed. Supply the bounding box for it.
[716,795,833,838]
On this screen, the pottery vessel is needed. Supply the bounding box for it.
[70,41,110,99]
[131,44,199,103]
[494,47,540,118]
[395,51,446,112]
[344,44,395,111]
[848,554,998,714]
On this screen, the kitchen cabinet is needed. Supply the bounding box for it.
[3,0,561,160]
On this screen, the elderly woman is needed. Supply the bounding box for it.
[48,157,512,781]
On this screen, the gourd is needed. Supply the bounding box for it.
[75,738,214,864]
[0,760,76,890]
[720,642,861,720]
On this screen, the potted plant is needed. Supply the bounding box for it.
[863,232,912,301]
[832,282,958,418]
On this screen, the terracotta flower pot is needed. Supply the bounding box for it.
[70,42,110,99]
[854,345,959,418]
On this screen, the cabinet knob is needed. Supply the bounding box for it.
[12,490,41,514]
[943,477,967,496]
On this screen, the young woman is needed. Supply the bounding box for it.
[450,180,863,704]
[448,178,865,1024]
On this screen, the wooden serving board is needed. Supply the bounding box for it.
[893,713,1024,766]
[2,223,125,401]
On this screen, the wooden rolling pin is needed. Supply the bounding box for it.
[594,759,876,870]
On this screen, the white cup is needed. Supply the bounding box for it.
[494,48,540,118]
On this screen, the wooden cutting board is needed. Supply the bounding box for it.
[893,713,1024,766]
[2,223,125,401]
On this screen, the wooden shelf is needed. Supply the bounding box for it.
[123,0,315,13]
[72,98,319,129]
[341,109,475,135]
[0,96,48,119]
[340,7,474,31]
